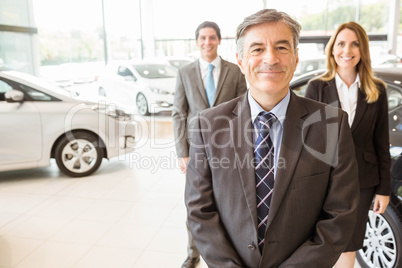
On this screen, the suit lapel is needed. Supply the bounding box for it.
[326,79,341,108]
[230,94,259,229]
[351,89,368,132]
[213,58,228,106]
[192,60,209,106]
[266,92,310,228]
[326,78,367,133]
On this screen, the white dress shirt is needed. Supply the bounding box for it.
[335,73,360,126]
[199,56,221,89]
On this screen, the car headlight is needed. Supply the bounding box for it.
[107,107,133,121]
[390,146,402,158]
[150,88,170,94]
[91,102,133,121]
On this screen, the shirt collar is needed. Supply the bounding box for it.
[248,89,290,127]
[335,73,360,88]
[199,56,221,70]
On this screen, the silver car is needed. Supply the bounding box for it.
[0,68,138,177]
[98,61,177,116]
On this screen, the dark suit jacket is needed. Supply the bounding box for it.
[305,78,391,195]
[185,91,359,267]
[172,57,247,158]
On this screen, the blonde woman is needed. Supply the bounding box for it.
[305,21,391,268]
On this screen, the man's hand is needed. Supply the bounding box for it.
[179,157,189,174]
[373,194,390,214]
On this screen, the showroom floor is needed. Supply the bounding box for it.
[0,114,360,268]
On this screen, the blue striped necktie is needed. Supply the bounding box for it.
[205,64,215,107]
[254,111,277,252]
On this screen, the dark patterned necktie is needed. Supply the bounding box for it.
[254,111,277,252]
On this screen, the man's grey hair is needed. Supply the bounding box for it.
[236,9,302,58]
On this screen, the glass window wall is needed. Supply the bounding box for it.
[0,0,400,75]
[0,0,36,74]
[0,32,34,73]
[0,0,31,27]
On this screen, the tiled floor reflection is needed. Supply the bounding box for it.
[0,115,208,268]
[0,115,360,268]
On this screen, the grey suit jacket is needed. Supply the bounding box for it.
[185,91,360,268]
[172,58,247,158]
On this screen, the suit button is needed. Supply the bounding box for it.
[248,244,256,251]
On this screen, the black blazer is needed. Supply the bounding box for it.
[305,78,391,195]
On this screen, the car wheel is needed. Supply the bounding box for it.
[136,93,150,116]
[99,87,106,97]
[357,204,402,268]
[54,131,104,177]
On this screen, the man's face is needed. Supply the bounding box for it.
[237,22,299,100]
[196,27,221,62]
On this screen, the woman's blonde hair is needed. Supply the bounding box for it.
[320,21,386,103]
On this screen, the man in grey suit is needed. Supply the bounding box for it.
[172,21,247,268]
[185,9,360,267]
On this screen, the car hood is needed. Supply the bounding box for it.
[82,99,134,114]
[142,78,176,93]
[56,93,134,115]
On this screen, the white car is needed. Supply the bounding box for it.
[372,53,402,68]
[40,62,105,89]
[144,56,193,70]
[98,61,177,115]
[0,68,138,177]
[293,55,327,78]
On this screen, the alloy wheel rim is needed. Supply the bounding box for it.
[137,94,148,115]
[99,87,106,96]
[61,139,98,173]
[359,210,397,268]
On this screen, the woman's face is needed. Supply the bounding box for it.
[332,28,361,72]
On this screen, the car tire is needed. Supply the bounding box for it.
[99,87,106,97]
[357,204,402,268]
[54,131,104,177]
[136,93,150,116]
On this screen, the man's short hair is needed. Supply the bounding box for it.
[236,9,301,58]
[195,21,222,40]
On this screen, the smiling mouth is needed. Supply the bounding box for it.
[257,70,284,78]
[261,71,282,74]
[258,68,284,74]
[341,56,354,60]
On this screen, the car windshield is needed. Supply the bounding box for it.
[4,70,71,98]
[132,64,177,79]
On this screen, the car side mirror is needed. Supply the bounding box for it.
[5,90,24,103]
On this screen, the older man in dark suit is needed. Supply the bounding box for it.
[185,9,360,267]
[172,21,247,268]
